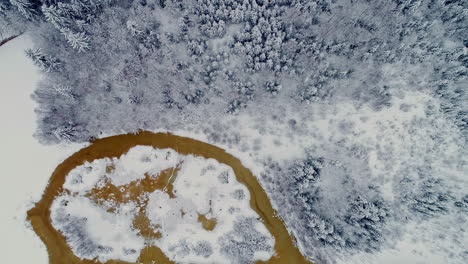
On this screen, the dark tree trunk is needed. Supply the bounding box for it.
[0,33,23,47]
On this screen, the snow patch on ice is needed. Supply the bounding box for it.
[50,195,144,262]
[64,158,112,193]
[108,146,180,186]
[53,146,274,263]
[64,146,181,192]
[146,155,274,263]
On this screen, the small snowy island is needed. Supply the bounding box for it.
[55,146,274,263]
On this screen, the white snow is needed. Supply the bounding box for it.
[51,195,145,262]
[53,146,274,263]
[0,35,86,264]
[109,146,180,186]
[146,155,273,263]
[64,158,113,193]
[64,146,182,192]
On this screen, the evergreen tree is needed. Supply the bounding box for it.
[225,99,246,114]
[408,178,454,217]
[345,195,389,251]
[25,48,62,72]
[306,213,345,247]
[290,155,323,194]
[60,28,90,52]
[52,84,75,99]
[10,0,42,21]
[0,0,11,14]
[42,4,69,29]
[52,122,84,142]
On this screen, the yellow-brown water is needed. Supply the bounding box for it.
[27,131,312,264]
[197,213,217,231]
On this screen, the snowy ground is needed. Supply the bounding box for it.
[0,36,85,263]
[52,146,274,263]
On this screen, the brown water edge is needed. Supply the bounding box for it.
[27,131,312,264]
[85,165,183,239]
[197,214,217,231]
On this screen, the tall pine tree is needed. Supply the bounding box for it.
[10,0,42,21]
[25,48,62,72]
[60,28,90,52]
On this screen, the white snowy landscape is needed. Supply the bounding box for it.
[1,1,467,264]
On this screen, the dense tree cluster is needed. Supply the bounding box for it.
[52,204,114,259]
[290,155,323,195]
[344,195,389,252]
[1,0,465,142]
[264,80,281,95]
[262,152,391,260]
[192,240,213,258]
[398,169,464,219]
[410,178,454,216]
[219,217,273,264]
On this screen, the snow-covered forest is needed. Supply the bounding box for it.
[1,0,467,263]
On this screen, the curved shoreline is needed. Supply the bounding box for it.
[27,131,311,264]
